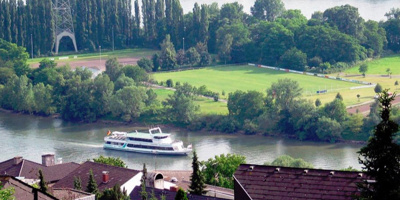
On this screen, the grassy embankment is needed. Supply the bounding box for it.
[27,48,157,65]
[345,54,400,75]
[153,65,366,114]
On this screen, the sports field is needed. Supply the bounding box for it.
[152,65,366,105]
[28,48,158,70]
[345,54,400,75]
[153,89,228,115]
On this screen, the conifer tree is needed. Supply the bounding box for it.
[175,188,188,200]
[74,176,82,190]
[140,163,148,200]
[189,151,206,195]
[358,89,400,199]
[38,169,48,193]
[86,169,99,195]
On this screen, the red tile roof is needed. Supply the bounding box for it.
[0,158,80,183]
[53,161,140,191]
[234,164,368,200]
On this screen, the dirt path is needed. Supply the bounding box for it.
[30,57,141,71]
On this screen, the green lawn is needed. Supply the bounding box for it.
[27,48,158,65]
[153,65,362,105]
[345,54,400,75]
[153,88,228,115]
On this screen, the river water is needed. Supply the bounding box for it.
[180,0,399,21]
[0,111,363,171]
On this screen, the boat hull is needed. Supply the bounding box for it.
[103,144,191,156]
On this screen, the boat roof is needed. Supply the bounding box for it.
[125,132,170,138]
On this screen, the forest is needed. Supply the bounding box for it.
[0,0,399,72]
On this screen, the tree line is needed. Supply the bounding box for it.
[1,0,400,71]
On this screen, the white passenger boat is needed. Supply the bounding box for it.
[103,127,192,156]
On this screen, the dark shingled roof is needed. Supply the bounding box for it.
[0,158,80,183]
[130,186,227,200]
[53,161,140,191]
[0,175,59,200]
[234,164,369,200]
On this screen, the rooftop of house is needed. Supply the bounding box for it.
[234,164,369,200]
[53,161,140,191]
[0,175,59,200]
[0,156,80,183]
[52,188,95,200]
[130,186,228,200]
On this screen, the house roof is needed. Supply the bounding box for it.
[130,186,227,200]
[0,157,80,183]
[53,161,140,191]
[234,164,368,200]
[0,175,59,200]
[52,188,95,200]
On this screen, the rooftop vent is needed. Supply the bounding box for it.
[274,168,280,173]
[329,171,335,176]
[170,177,178,182]
[303,169,309,174]
[358,173,363,178]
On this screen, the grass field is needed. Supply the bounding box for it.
[153,65,365,106]
[345,54,400,75]
[27,48,157,65]
[153,89,228,115]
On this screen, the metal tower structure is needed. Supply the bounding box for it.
[52,0,78,54]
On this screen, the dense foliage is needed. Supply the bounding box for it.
[358,90,400,199]
[0,0,398,71]
[201,153,246,189]
[189,151,206,195]
[92,155,128,168]
[265,155,313,168]
[0,182,14,200]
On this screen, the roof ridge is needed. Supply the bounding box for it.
[18,160,24,177]
[82,161,139,172]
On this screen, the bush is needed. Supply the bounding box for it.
[213,93,219,102]
[137,57,154,72]
[166,79,174,87]
[243,119,258,135]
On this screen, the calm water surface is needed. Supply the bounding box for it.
[0,111,363,171]
[181,0,399,21]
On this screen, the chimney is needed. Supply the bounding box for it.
[57,158,63,164]
[102,171,109,183]
[13,156,23,165]
[42,154,55,167]
[169,185,179,192]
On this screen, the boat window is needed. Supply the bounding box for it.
[154,136,168,139]
[126,144,174,151]
[128,137,153,143]
[106,142,111,144]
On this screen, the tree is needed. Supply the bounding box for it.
[357,94,361,101]
[74,176,82,190]
[218,34,233,64]
[266,78,302,111]
[189,151,206,195]
[315,99,321,107]
[251,0,285,21]
[323,5,364,39]
[0,182,14,200]
[87,169,99,195]
[265,155,313,168]
[141,163,148,200]
[359,63,368,77]
[160,34,177,70]
[321,98,347,123]
[163,83,199,124]
[279,47,307,71]
[114,74,135,91]
[335,92,343,101]
[175,188,188,200]
[316,116,342,142]
[99,184,130,200]
[374,83,383,93]
[185,47,200,67]
[386,68,392,78]
[137,57,154,72]
[38,169,48,193]
[166,79,174,87]
[358,90,400,199]
[92,155,127,168]
[202,153,246,189]
[227,90,264,122]
[105,57,123,82]
[110,86,147,122]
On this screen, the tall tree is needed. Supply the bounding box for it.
[251,0,285,21]
[141,163,148,200]
[38,169,48,193]
[189,151,206,195]
[358,90,400,199]
[74,176,82,190]
[86,169,99,195]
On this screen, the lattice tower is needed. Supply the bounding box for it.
[52,0,78,54]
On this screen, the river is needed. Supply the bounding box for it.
[0,111,363,171]
[180,0,399,21]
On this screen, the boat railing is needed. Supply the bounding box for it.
[149,127,162,135]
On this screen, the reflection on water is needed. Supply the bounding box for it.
[0,111,363,170]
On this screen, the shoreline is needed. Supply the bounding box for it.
[0,108,367,145]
